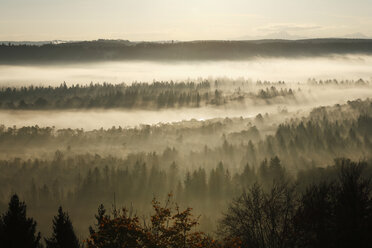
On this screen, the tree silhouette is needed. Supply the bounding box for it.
[45,206,80,248]
[0,194,41,248]
[293,159,372,248]
[86,195,222,248]
[333,159,372,248]
[294,182,336,248]
[219,182,297,248]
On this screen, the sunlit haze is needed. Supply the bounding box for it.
[1,0,372,41]
[0,1,372,246]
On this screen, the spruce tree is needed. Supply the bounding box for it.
[45,206,80,248]
[0,194,41,248]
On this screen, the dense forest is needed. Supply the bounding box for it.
[0,80,297,110]
[0,78,370,110]
[0,97,371,246]
[0,70,371,248]
[1,39,372,63]
[0,97,370,162]
[1,158,371,247]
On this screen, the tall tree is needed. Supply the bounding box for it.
[0,194,41,248]
[219,183,297,248]
[45,206,80,248]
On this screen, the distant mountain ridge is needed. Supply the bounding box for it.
[1,38,372,64]
[235,32,371,40]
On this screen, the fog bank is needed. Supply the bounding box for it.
[0,56,371,87]
[1,86,371,130]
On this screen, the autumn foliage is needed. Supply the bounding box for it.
[85,195,237,248]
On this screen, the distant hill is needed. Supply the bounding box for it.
[1,40,70,46]
[0,39,372,64]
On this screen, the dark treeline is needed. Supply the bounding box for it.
[0,99,371,237]
[1,158,371,247]
[219,159,372,248]
[0,80,298,110]
[307,78,370,86]
[0,81,211,110]
[1,39,372,63]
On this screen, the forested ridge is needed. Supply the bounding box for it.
[0,78,369,110]
[0,80,297,110]
[0,98,371,164]
[1,39,372,63]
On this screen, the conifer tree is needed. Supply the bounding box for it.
[45,206,80,248]
[0,194,41,248]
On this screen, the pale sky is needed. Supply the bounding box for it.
[0,0,371,41]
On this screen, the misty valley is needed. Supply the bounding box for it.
[1,41,372,248]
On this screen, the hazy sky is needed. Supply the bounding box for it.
[0,0,371,41]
